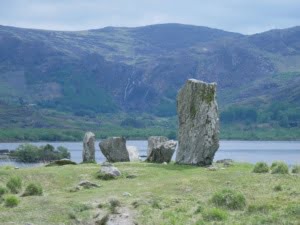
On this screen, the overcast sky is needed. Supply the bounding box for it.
[0,0,300,34]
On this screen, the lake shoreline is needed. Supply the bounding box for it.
[1,140,300,167]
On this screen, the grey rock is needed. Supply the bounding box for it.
[98,163,121,180]
[207,166,218,171]
[78,180,100,189]
[122,192,132,197]
[127,146,139,161]
[126,174,137,179]
[45,158,77,167]
[99,137,130,162]
[146,140,177,163]
[176,79,220,166]
[83,131,96,163]
[0,149,9,154]
[147,136,169,157]
[216,159,234,165]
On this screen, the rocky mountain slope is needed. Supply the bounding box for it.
[0,23,299,134]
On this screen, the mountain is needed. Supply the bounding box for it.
[0,23,299,140]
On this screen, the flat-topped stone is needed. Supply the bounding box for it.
[99,137,130,162]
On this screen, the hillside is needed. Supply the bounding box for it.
[0,24,299,140]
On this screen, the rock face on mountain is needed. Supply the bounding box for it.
[82,132,96,163]
[147,136,169,157]
[175,79,219,166]
[146,140,177,163]
[99,137,130,162]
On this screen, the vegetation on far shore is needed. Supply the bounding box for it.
[0,124,300,142]
[10,144,70,163]
[0,162,299,224]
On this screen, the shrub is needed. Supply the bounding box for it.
[56,146,71,159]
[11,144,40,163]
[0,186,7,197]
[22,183,43,196]
[211,189,246,210]
[203,208,228,221]
[273,185,283,191]
[291,165,300,174]
[6,176,22,194]
[271,161,289,174]
[12,144,70,163]
[253,162,269,173]
[5,195,20,207]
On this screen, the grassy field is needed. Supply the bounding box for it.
[0,162,299,225]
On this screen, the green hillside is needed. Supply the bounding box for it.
[0,24,299,140]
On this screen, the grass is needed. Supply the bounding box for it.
[6,176,22,194]
[0,162,299,224]
[4,195,20,208]
[202,207,228,221]
[211,189,246,210]
[291,164,300,174]
[253,162,269,173]
[22,183,43,197]
[271,161,289,174]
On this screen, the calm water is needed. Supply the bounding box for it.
[0,141,300,167]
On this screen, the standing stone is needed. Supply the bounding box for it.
[82,132,96,163]
[127,146,140,161]
[99,137,130,162]
[176,79,219,166]
[146,140,177,163]
[147,136,169,157]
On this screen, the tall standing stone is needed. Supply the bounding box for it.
[83,132,96,163]
[175,79,219,166]
[99,137,130,162]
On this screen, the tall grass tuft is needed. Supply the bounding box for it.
[6,176,22,194]
[253,162,269,173]
[211,189,246,210]
[271,161,289,174]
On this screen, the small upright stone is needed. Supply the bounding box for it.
[99,137,130,162]
[83,132,96,163]
[146,140,177,163]
[147,136,169,157]
[175,79,219,166]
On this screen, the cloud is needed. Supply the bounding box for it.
[0,0,300,34]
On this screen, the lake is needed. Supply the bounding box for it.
[0,140,300,167]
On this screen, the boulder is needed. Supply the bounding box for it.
[78,180,100,189]
[146,140,177,163]
[176,79,219,166]
[45,159,77,167]
[147,136,169,157]
[83,131,96,163]
[99,137,130,162]
[127,146,139,161]
[98,162,121,180]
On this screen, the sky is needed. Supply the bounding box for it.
[0,0,300,34]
